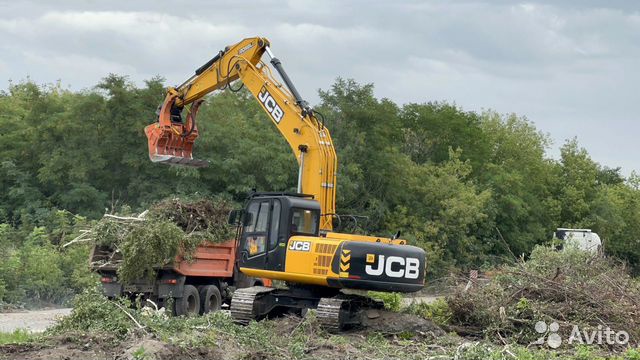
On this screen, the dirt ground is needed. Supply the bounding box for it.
[0,309,446,360]
[0,334,226,360]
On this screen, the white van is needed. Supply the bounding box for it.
[554,228,602,255]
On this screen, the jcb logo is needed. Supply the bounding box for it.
[288,241,310,252]
[365,255,421,279]
[258,87,284,123]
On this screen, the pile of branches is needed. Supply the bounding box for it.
[447,246,640,349]
[87,197,235,283]
[150,198,234,242]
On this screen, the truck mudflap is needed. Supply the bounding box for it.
[328,241,426,293]
[157,274,186,298]
[101,281,123,298]
[99,273,186,299]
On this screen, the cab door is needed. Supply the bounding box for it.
[239,199,287,272]
[239,199,271,270]
[264,199,286,272]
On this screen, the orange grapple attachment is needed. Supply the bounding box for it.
[144,94,208,168]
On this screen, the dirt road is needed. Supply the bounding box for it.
[0,308,71,333]
[403,295,442,306]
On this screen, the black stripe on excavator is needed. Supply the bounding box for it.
[327,278,424,293]
[195,50,225,75]
[330,241,426,293]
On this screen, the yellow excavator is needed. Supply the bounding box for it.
[145,36,425,330]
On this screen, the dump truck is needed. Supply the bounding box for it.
[90,239,270,316]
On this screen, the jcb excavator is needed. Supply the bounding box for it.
[145,37,425,330]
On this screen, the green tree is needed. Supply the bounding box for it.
[476,112,560,257]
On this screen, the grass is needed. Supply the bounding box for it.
[0,329,35,345]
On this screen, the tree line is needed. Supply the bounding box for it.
[0,75,638,304]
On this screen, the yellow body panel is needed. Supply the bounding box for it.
[239,233,375,286]
[325,232,406,245]
[284,236,340,278]
[242,233,410,286]
[241,236,342,285]
[239,268,329,286]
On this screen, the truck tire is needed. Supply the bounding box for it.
[174,285,200,316]
[199,285,222,314]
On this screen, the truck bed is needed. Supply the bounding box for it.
[90,239,237,278]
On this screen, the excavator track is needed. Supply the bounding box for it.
[316,297,344,333]
[230,286,274,325]
[231,287,387,332]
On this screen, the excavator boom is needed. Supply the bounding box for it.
[145,37,337,230]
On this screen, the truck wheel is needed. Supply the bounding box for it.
[174,285,200,316]
[199,285,222,314]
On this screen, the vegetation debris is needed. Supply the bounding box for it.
[446,246,640,349]
[89,197,235,283]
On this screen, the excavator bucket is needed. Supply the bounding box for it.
[144,94,208,168]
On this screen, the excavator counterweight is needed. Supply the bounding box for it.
[144,92,208,167]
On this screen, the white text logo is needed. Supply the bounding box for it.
[532,321,629,348]
[258,87,284,123]
[365,255,420,279]
[288,241,310,252]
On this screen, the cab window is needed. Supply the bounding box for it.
[255,201,270,232]
[290,208,318,236]
[244,201,269,256]
[269,200,281,249]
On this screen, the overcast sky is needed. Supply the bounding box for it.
[0,0,638,174]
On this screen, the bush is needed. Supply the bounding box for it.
[0,329,34,345]
[20,243,68,302]
[405,297,452,326]
[0,210,95,306]
[447,246,640,349]
[368,291,403,311]
[49,286,135,338]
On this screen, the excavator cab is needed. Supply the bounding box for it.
[236,193,320,273]
[144,92,208,167]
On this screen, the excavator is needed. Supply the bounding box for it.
[144,37,425,330]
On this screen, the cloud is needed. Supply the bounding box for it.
[20,51,137,88]
[0,1,638,172]
[0,11,248,82]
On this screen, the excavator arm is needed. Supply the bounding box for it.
[144,37,337,231]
